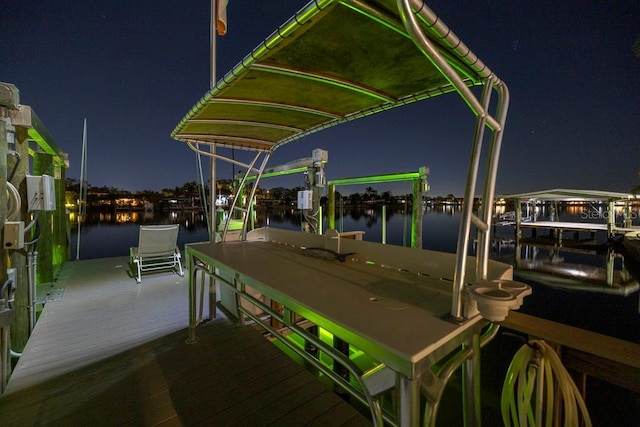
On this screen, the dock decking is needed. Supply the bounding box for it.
[518,220,638,234]
[0,257,370,426]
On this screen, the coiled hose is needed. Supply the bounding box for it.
[6,182,21,221]
[501,339,591,427]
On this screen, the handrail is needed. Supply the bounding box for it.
[207,266,394,426]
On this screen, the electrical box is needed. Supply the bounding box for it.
[26,174,56,211]
[297,190,313,210]
[3,221,24,249]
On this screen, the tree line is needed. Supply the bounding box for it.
[65,178,460,206]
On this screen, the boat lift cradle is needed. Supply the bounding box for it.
[171,1,530,425]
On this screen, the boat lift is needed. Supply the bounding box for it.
[229,148,328,239]
[501,189,640,292]
[327,166,429,248]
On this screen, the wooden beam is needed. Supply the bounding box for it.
[503,311,640,392]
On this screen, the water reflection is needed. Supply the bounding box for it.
[71,205,639,289]
[69,204,640,342]
[71,205,465,258]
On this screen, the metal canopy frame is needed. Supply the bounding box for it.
[234,149,329,238]
[504,188,639,203]
[172,0,509,322]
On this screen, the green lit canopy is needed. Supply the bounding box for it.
[171,0,498,152]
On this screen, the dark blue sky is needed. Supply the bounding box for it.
[2,1,639,197]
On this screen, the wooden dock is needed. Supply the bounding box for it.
[518,220,637,234]
[0,257,370,426]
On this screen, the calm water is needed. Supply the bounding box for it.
[70,205,640,343]
[71,205,465,259]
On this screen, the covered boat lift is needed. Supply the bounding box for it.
[172,1,530,425]
[499,188,640,292]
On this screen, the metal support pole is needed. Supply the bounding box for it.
[382,205,387,244]
[27,251,37,333]
[478,79,509,281]
[607,200,615,237]
[398,374,420,426]
[607,250,615,286]
[210,0,217,90]
[462,332,482,426]
[76,119,87,260]
[209,0,218,242]
[451,79,494,320]
[412,177,423,248]
[186,252,199,344]
[208,268,216,320]
[328,184,336,230]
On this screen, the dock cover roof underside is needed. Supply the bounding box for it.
[171,0,495,152]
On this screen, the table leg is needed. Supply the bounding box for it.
[186,252,199,344]
[398,374,420,426]
[463,332,482,426]
[208,267,216,320]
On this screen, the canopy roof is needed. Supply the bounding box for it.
[172,0,511,320]
[171,0,497,152]
[503,189,639,202]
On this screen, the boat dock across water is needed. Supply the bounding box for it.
[495,189,640,294]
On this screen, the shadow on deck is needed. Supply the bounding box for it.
[0,257,370,426]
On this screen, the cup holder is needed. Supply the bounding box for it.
[467,279,532,322]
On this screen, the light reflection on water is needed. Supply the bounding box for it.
[70,205,467,259]
[70,205,640,343]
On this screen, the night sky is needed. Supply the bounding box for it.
[2,1,639,197]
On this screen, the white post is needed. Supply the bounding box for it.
[210,0,218,241]
[382,204,387,244]
[209,0,218,324]
[76,119,87,259]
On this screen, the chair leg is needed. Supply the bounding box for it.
[176,254,184,277]
[135,260,142,283]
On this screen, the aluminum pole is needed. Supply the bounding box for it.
[76,119,87,260]
[210,0,218,242]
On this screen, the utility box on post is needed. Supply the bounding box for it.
[3,221,24,249]
[26,174,56,211]
[297,190,313,210]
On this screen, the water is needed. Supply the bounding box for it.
[71,205,465,259]
[72,210,211,260]
[70,205,640,343]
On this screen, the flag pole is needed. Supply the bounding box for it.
[210,0,217,242]
[76,118,87,259]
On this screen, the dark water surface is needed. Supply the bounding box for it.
[71,205,640,343]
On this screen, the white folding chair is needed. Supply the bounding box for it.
[130,224,184,283]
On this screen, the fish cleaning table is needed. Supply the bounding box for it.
[185,238,490,426]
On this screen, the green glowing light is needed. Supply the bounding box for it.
[339,1,408,38]
[328,171,420,186]
[245,166,308,182]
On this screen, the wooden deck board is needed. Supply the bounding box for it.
[0,257,370,426]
